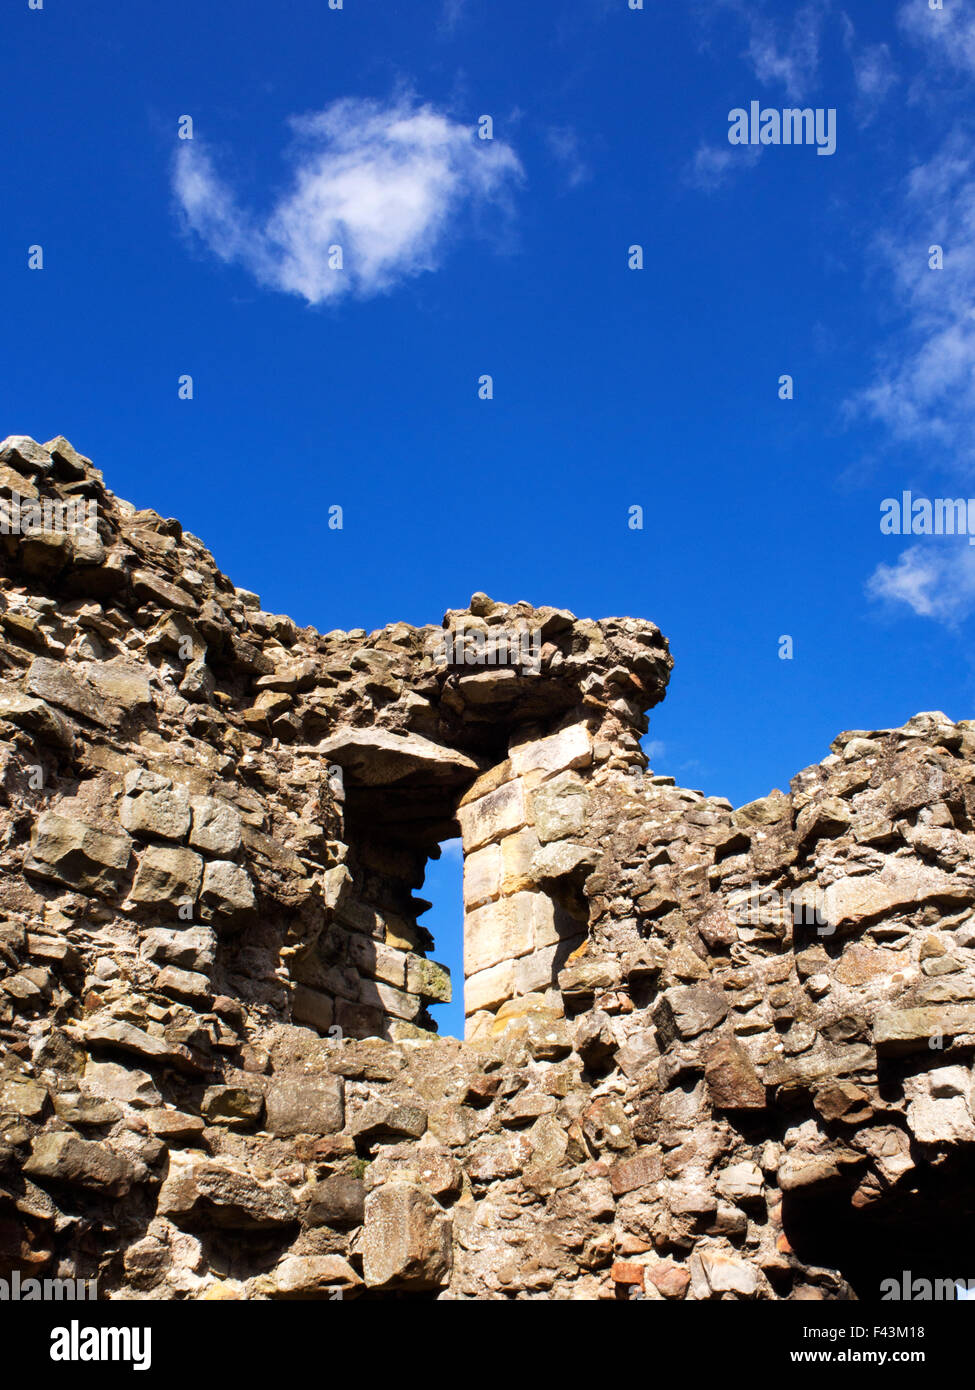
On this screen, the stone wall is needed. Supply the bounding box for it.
[459,722,592,1023]
[2,434,975,1300]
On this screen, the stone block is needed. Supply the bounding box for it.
[532,773,589,843]
[510,723,592,780]
[463,842,501,909]
[265,1074,344,1137]
[199,859,256,924]
[499,826,541,894]
[464,892,542,975]
[465,959,516,1014]
[362,1183,451,1290]
[291,984,334,1033]
[120,769,191,841]
[457,778,529,851]
[25,812,131,895]
[189,796,243,855]
[130,844,203,911]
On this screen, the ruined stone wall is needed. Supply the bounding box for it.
[2,434,975,1300]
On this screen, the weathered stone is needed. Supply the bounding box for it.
[26,658,108,727]
[121,770,191,841]
[654,986,729,1044]
[140,926,217,972]
[317,729,480,786]
[458,779,529,851]
[0,1077,48,1119]
[144,1108,207,1143]
[818,863,972,931]
[510,724,592,779]
[532,773,589,843]
[83,1061,161,1108]
[87,663,151,709]
[130,845,203,910]
[0,435,53,475]
[157,1153,298,1229]
[350,1100,427,1144]
[81,1017,202,1074]
[25,812,131,894]
[704,1036,767,1110]
[300,1175,365,1228]
[265,1075,344,1137]
[609,1150,662,1196]
[361,1183,451,1289]
[874,1006,975,1055]
[199,860,256,924]
[252,1254,360,1297]
[464,892,549,975]
[0,686,73,747]
[189,796,243,856]
[24,1133,135,1195]
[201,1085,264,1129]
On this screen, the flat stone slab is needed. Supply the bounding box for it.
[316,729,481,786]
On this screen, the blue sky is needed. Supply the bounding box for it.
[5,0,975,1034]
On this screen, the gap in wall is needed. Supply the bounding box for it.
[423,837,465,1039]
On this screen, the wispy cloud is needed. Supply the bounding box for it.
[851,42,897,108]
[173,96,523,305]
[840,13,897,123]
[867,543,975,624]
[545,126,591,190]
[847,134,975,455]
[743,1,827,99]
[438,0,467,36]
[899,0,975,76]
[686,0,828,190]
[685,140,761,191]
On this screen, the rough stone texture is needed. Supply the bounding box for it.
[2,436,975,1301]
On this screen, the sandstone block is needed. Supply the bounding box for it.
[265,1074,344,1137]
[532,773,589,843]
[199,859,256,924]
[463,842,501,909]
[121,769,191,841]
[189,796,243,856]
[464,891,544,975]
[499,826,541,894]
[362,1183,451,1289]
[24,1132,135,1195]
[874,1005,975,1054]
[465,959,516,1014]
[253,1255,360,1298]
[510,723,592,780]
[704,1036,767,1110]
[157,1153,297,1230]
[25,812,131,895]
[458,778,529,851]
[130,844,203,911]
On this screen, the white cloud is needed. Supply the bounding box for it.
[840,14,897,122]
[851,42,897,105]
[173,96,523,305]
[439,837,463,860]
[899,0,975,76]
[545,126,591,190]
[439,0,467,35]
[847,135,975,455]
[685,140,761,190]
[867,542,975,623]
[743,2,826,99]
